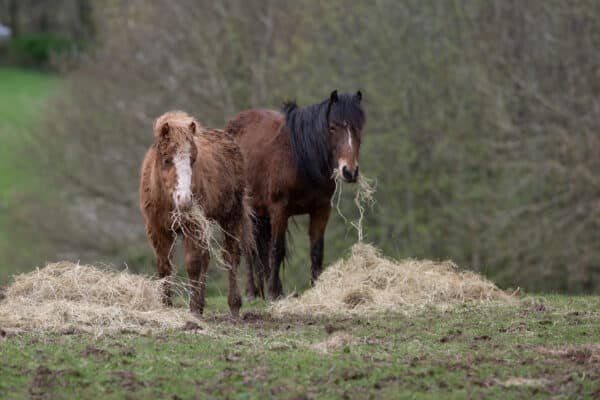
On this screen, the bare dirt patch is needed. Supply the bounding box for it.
[109,371,146,391]
[440,329,463,343]
[536,345,600,366]
[79,345,111,360]
[29,366,81,399]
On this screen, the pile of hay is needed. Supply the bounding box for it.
[0,261,198,335]
[271,243,513,317]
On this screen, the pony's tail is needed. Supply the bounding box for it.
[240,194,271,298]
[239,194,257,260]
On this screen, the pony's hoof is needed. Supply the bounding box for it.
[229,309,240,321]
[189,302,204,317]
[267,291,284,301]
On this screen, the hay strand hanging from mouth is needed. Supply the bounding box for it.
[270,242,513,317]
[331,170,376,241]
[170,201,229,269]
[0,261,203,335]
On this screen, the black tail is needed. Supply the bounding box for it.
[254,215,271,298]
[246,215,290,299]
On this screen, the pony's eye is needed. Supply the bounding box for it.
[163,158,172,166]
[329,126,336,133]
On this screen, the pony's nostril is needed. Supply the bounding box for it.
[175,193,192,208]
[342,166,353,181]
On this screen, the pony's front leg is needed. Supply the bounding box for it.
[184,238,209,316]
[222,233,242,318]
[268,210,288,300]
[149,227,175,306]
[309,205,331,284]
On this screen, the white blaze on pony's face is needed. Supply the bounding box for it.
[327,90,364,183]
[154,113,198,210]
[173,141,193,209]
[331,120,361,183]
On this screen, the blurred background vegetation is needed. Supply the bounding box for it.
[0,0,598,294]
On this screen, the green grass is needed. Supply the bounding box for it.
[0,67,57,195]
[0,67,58,283]
[1,295,598,399]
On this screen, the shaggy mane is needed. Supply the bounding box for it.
[283,93,365,188]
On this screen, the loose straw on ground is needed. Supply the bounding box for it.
[271,242,513,317]
[0,261,203,335]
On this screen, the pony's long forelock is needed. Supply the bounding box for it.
[284,93,365,188]
[328,94,365,133]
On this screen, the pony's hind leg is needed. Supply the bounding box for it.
[148,227,176,306]
[268,210,287,300]
[223,230,242,317]
[183,237,210,315]
[244,217,259,299]
[246,215,270,299]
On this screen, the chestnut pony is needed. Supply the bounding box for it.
[139,111,252,316]
[226,90,365,299]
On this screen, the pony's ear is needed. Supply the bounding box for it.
[355,90,362,103]
[329,90,339,104]
[189,121,196,134]
[155,122,169,138]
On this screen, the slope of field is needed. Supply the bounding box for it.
[0,67,58,283]
[1,295,598,399]
[0,67,57,193]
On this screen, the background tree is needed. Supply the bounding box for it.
[4,0,599,293]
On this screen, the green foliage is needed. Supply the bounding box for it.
[2,0,599,293]
[5,34,76,69]
[0,296,598,398]
[271,0,600,293]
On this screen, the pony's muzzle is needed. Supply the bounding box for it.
[175,192,192,209]
[342,165,359,183]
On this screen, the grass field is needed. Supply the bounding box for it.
[0,67,57,194]
[0,67,58,283]
[1,295,598,399]
[0,68,597,399]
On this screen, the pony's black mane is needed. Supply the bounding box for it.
[283,92,365,188]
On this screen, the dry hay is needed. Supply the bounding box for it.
[331,171,376,241]
[497,378,550,388]
[309,331,356,353]
[271,242,513,317]
[0,261,200,335]
[170,201,228,267]
[170,199,254,269]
